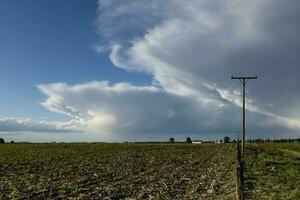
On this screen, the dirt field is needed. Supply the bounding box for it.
[0,143,236,199]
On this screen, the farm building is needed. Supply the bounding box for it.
[192,140,203,144]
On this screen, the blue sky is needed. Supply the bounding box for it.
[0,0,150,121]
[1,0,300,142]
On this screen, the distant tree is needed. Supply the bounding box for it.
[248,139,255,143]
[169,138,175,143]
[224,136,230,143]
[0,138,5,144]
[10,140,14,144]
[255,138,264,143]
[186,137,192,143]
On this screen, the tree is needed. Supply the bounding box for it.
[169,138,175,143]
[0,138,5,144]
[255,138,264,143]
[224,136,230,143]
[186,137,192,143]
[10,141,15,144]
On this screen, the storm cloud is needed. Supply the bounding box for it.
[34,0,300,139]
[101,0,300,111]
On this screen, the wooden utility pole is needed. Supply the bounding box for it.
[236,138,244,200]
[231,76,257,154]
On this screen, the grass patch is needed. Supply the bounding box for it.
[245,143,300,200]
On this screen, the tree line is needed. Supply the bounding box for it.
[0,138,14,144]
[169,137,300,144]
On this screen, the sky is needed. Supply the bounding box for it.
[1,0,300,142]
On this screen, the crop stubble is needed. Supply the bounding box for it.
[0,143,236,199]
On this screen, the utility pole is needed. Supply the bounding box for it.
[231,76,257,154]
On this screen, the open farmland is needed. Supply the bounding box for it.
[245,143,300,200]
[0,143,236,199]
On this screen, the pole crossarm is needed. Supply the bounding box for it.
[231,76,258,80]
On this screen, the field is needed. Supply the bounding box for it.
[0,143,236,199]
[2,143,299,200]
[245,143,300,200]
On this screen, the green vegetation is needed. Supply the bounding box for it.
[224,137,230,144]
[169,138,175,143]
[245,143,300,200]
[0,143,236,199]
[186,137,192,143]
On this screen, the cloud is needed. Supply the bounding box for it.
[38,81,221,135]
[0,117,82,133]
[92,0,300,138]
[36,80,300,139]
[8,0,299,140]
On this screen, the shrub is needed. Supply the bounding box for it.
[169,138,175,143]
[224,136,230,143]
[186,137,192,143]
[0,138,5,144]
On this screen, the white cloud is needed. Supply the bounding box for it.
[37,81,225,135]
[0,117,82,133]
[36,80,300,139]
